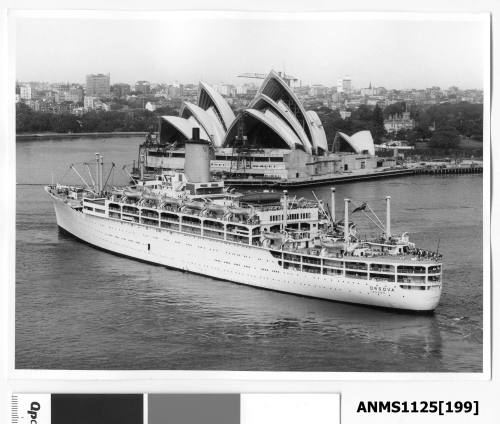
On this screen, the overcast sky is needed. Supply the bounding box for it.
[15,15,487,89]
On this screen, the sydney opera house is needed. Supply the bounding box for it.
[142,70,382,181]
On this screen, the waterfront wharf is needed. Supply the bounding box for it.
[223,164,483,188]
[412,165,483,175]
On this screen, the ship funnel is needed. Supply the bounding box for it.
[184,127,211,183]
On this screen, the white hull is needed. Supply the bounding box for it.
[50,194,441,311]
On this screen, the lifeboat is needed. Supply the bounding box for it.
[261,231,284,242]
[239,192,281,204]
[182,200,205,210]
[123,189,141,199]
[262,232,283,240]
[142,193,158,202]
[162,196,181,205]
[227,206,253,216]
[205,202,226,214]
[260,231,287,248]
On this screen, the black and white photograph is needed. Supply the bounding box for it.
[13,11,489,373]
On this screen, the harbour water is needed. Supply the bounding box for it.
[15,137,483,371]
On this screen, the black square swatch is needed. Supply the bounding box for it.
[52,394,143,424]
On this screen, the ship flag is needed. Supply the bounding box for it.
[352,202,367,213]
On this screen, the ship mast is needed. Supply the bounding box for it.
[344,198,350,243]
[385,195,391,239]
[282,190,288,231]
[94,153,104,194]
[99,154,104,194]
[95,153,100,193]
[330,187,336,222]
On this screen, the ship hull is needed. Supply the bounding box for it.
[49,193,441,312]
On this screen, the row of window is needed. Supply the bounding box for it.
[275,252,441,274]
[276,258,440,282]
[269,212,312,222]
[84,205,105,214]
[214,156,284,163]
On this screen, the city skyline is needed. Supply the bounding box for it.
[15,76,483,92]
[16,15,486,90]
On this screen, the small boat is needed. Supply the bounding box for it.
[205,202,226,214]
[182,200,205,210]
[239,192,281,204]
[227,206,253,216]
[162,196,181,205]
[123,189,141,199]
[261,231,284,241]
[142,193,158,202]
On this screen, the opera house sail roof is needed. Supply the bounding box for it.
[197,81,236,131]
[224,109,303,150]
[180,101,226,147]
[249,93,313,153]
[159,115,210,145]
[158,70,329,155]
[333,130,376,156]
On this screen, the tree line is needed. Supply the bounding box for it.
[316,101,482,150]
[17,101,483,151]
[16,103,178,134]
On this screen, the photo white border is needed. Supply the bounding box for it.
[2,2,498,423]
[2,5,497,423]
[5,7,492,382]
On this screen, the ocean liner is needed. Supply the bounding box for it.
[45,129,443,311]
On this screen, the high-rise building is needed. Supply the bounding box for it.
[337,76,352,95]
[20,85,32,100]
[215,83,234,97]
[167,83,184,98]
[52,83,70,93]
[135,81,151,94]
[342,77,352,94]
[85,73,110,98]
[111,83,131,99]
[65,86,84,103]
[309,84,328,97]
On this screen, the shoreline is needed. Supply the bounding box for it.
[16,132,145,141]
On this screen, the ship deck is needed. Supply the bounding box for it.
[284,248,439,265]
[47,186,441,267]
